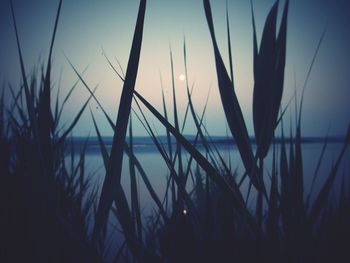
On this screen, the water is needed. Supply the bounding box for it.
[73,139,349,261]
[78,139,349,212]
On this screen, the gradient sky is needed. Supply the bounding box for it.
[1,0,349,137]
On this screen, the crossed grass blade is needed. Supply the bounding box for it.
[57,85,98,146]
[132,99,199,221]
[73,63,168,223]
[183,88,211,184]
[54,66,89,131]
[183,40,220,173]
[133,90,259,235]
[92,1,146,254]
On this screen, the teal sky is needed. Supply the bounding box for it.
[1,0,349,137]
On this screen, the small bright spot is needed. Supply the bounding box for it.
[179,74,185,81]
[182,209,188,216]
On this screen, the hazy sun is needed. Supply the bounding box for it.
[179,74,185,81]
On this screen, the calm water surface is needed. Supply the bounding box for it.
[78,141,349,213]
[72,141,349,261]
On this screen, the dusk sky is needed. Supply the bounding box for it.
[0,0,349,137]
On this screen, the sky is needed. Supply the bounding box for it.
[0,0,349,137]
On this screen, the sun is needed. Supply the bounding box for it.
[179,74,185,81]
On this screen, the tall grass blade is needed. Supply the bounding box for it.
[267,141,279,240]
[160,74,176,211]
[279,121,290,232]
[307,129,330,207]
[298,26,327,128]
[294,125,304,218]
[250,0,258,71]
[35,0,62,180]
[160,74,173,161]
[93,0,146,249]
[10,0,43,166]
[203,0,257,190]
[309,124,350,224]
[226,1,234,84]
[91,110,109,169]
[128,114,143,243]
[170,48,184,203]
[39,0,62,140]
[253,0,289,159]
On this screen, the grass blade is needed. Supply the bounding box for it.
[134,90,259,234]
[226,1,234,84]
[170,48,184,200]
[10,0,42,163]
[128,114,143,243]
[57,85,97,146]
[203,0,258,190]
[91,110,110,169]
[307,129,330,206]
[75,64,168,222]
[252,0,288,159]
[93,1,146,254]
[309,124,350,224]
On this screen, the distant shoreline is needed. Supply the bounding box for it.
[68,135,345,147]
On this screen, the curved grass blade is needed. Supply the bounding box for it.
[252,0,289,159]
[203,0,258,190]
[298,26,327,128]
[57,85,98,146]
[226,1,234,84]
[40,0,62,131]
[55,66,89,129]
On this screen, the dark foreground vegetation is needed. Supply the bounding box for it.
[1,0,349,262]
